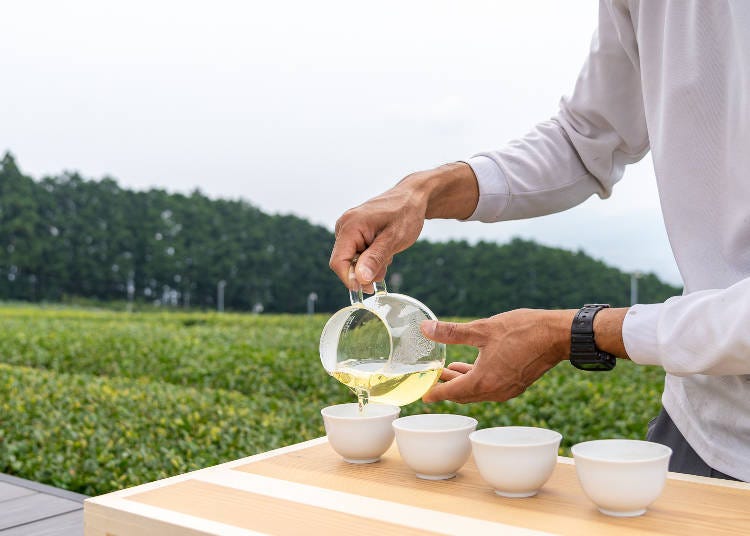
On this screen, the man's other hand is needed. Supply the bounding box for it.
[421,309,577,404]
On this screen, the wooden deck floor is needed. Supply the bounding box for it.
[0,473,86,535]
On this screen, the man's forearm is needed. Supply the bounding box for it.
[399,162,479,221]
[394,162,631,362]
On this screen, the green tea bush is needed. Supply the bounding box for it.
[0,306,665,496]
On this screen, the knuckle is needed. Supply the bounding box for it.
[334,217,345,236]
[467,319,493,348]
[443,322,458,340]
[468,320,489,346]
[366,247,388,266]
[335,209,356,235]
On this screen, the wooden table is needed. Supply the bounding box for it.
[84,437,750,535]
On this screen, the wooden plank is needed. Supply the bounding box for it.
[0,482,35,502]
[191,468,550,535]
[232,441,750,536]
[1,510,83,536]
[83,440,332,536]
[0,473,87,503]
[85,437,329,504]
[85,501,225,536]
[0,494,82,530]
[126,480,440,536]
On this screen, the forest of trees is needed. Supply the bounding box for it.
[0,152,680,315]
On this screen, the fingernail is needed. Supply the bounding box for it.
[421,320,437,337]
[358,265,374,282]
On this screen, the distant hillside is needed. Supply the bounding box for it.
[0,152,680,314]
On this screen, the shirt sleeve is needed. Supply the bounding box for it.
[466,0,650,223]
[623,278,750,376]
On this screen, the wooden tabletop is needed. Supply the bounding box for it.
[84,437,750,535]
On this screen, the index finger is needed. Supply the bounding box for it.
[329,232,363,289]
[422,370,480,404]
[439,368,464,382]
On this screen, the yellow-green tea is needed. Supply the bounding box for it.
[331,359,442,409]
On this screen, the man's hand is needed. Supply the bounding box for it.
[421,308,628,403]
[422,309,575,403]
[330,180,428,288]
[329,163,479,287]
[421,309,576,403]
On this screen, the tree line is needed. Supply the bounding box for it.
[0,152,680,315]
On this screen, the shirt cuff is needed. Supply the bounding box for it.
[622,303,663,367]
[462,155,511,222]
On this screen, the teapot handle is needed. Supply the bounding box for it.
[348,257,388,306]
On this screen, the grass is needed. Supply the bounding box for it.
[0,305,665,496]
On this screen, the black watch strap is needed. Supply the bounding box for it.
[570,304,616,371]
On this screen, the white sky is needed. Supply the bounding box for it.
[0,0,682,285]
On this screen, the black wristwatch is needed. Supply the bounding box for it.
[570,304,617,371]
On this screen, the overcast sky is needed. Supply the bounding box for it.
[1,0,682,285]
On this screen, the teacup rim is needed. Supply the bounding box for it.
[392,413,478,433]
[571,439,672,464]
[321,403,400,420]
[469,426,562,447]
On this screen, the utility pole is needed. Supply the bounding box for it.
[630,271,642,305]
[217,280,226,312]
[126,271,135,313]
[307,292,318,315]
[389,272,403,293]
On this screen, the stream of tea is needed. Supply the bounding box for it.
[330,359,442,412]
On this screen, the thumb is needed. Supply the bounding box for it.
[421,320,478,346]
[356,233,394,284]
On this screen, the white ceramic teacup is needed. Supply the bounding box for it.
[392,414,478,480]
[470,426,562,497]
[572,439,672,517]
[321,403,400,464]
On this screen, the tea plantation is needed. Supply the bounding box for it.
[0,305,664,496]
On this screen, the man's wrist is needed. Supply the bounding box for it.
[399,162,479,221]
[550,309,578,364]
[592,307,629,359]
[546,307,629,365]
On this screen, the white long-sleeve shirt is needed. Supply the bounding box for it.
[466,0,750,481]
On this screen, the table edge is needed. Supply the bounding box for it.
[85,436,328,504]
[87,437,749,507]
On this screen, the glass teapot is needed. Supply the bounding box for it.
[320,262,446,407]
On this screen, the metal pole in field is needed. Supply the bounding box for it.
[307,292,318,315]
[126,271,135,313]
[217,280,226,312]
[630,271,642,305]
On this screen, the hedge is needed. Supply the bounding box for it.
[0,306,665,495]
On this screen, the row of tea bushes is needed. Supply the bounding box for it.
[0,306,665,495]
[0,363,321,495]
